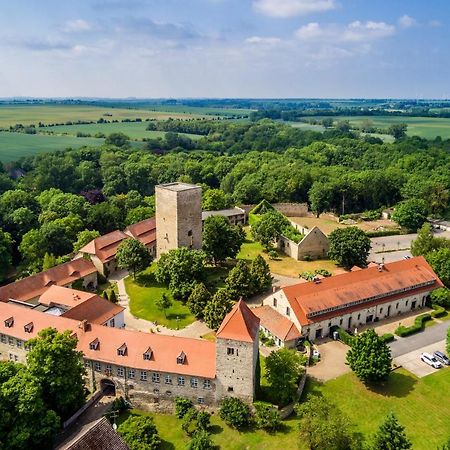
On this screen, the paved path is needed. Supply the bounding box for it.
[389,321,450,358]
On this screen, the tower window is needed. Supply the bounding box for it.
[227,386,234,392]
[273,298,277,307]
[227,348,234,356]
[286,307,290,317]
[188,230,193,236]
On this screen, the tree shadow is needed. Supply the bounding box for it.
[160,439,175,450]
[209,424,223,435]
[366,370,417,398]
[166,312,190,321]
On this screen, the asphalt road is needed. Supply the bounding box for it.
[389,321,450,358]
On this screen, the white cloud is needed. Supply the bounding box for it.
[429,20,441,28]
[63,19,93,33]
[253,0,336,18]
[245,36,281,45]
[398,15,416,29]
[295,20,395,43]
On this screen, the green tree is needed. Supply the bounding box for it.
[346,329,392,383]
[388,123,408,140]
[118,415,161,450]
[42,252,57,270]
[105,132,130,147]
[116,238,152,279]
[265,348,306,406]
[0,229,13,282]
[181,408,210,436]
[202,215,245,264]
[370,412,412,450]
[87,202,123,234]
[308,181,333,217]
[426,247,450,286]
[155,248,206,300]
[447,327,450,357]
[411,223,439,256]
[250,255,272,294]
[203,289,233,330]
[219,397,251,430]
[296,395,361,450]
[0,362,60,450]
[73,229,101,252]
[126,206,155,226]
[175,397,194,419]
[155,293,172,318]
[392,199,428,232]
[187,283,212,319]
[430,287,450,308]
[26,328,87,419]
[336,120,351,133]
[328,227,371,269]
[254,402,281,431]
[225,260,255,299]
[186,430,214,450]
[251,210,290,249]
[109,289,118,304]
[322,118,334,128]
[202,188,231,211]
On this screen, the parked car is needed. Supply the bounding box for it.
[420,352,442,369]
[433,351,450,366]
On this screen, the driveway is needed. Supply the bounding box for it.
[370,234,416,252]
[394,340,448,377]
[307,340,350,382]
[389,321,450,358]
[369,249,412,264]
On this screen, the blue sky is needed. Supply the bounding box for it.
[0,0,449,98]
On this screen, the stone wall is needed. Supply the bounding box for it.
[240,203,309,217]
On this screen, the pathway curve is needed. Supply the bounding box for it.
[108,270,212,338]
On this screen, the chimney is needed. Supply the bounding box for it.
[272,286,279,293]
[79,319,89,332]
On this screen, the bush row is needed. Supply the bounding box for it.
[431,304,447,318]
[380,333,395,344]
[365,229,402,238]
[395,313,432,337]
[332,326,395,346]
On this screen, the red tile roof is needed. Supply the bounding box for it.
[79,230,129,263]
[40,285,124,325]
[125,217,156,247]
[0,259,97,303]
[0,302,216,378]
[252,305,301,341]
[216,300,260,343]
[283,256,442,326]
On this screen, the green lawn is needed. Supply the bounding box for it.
[118,368,450,449]
[125,266,195,329]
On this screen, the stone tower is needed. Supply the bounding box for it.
[215,300,260,403]
[155,182,202,259]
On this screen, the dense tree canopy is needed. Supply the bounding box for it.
[116,238,152,278]
[392,198,428,232]
[328,227,371,269]
[118,415,161,450]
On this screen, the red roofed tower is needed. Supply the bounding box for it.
[215,300,260,403]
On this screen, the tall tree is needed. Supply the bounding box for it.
[250,255,272,293]
[370,413,412,450]
[388,123,408,140]
[346,329,392,383]
[203,289,233,330]
[225,260,255,299]
[187,283,212,319]
[26,328,87,419]
[202,188,231,211]
[202,215,245,264]
[411,223,438,256]
[426,247,450,287]
[155,293,172,319]
[265,348,306,406]
[116,238,152,279]
[73,229,101,253]
[251,210,290,249]
[392,199,428,232]
[328,227,371,269]
[0,229,13,282]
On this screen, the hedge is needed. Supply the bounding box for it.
[380,333,395,344]
[395,313,432,337]
[365,229,402,238]
[331,326,394,346]
[431,304,447,319]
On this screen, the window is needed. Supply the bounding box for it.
[117,343,127,356]
[188,230,193,236]
[89,338,99,350]
[95,362,101,371]
[24,322,33,333]
[357,314,361,320]
[105,364,112,376]
[191,378,198,388]
[140,371,147,381]
[143,347,152,360]
[203,379,211,389]
[396,303,399,310]
[227,348,234,356]
[110,318,115,327]
[117,367,125,377]
[178,376,185,386]
[152,373,160,383]
[273,298,277,307]
[227,386,234,392]
[406,301,409,306]
[0,334,6,343]
[85,361,90,369]
[286,307,290,317]
[8,337,14,346]
[339,319,343,326]
[128,369,135,379]
[9,353,18,362]
[4,317,13,328]
[177,351,186,365]
[379,308,383,314]
[198,397,205,405]
[16,340,22,348]
[165,375,172,384]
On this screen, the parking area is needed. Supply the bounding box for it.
[394,339,448,377]
[307,340,351,381]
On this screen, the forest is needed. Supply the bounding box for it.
[0,118,449,280]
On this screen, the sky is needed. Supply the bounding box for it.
[0,0,449,98]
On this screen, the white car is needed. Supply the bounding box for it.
[420,352,442,369]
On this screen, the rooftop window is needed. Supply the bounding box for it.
[89,338,99,350]
[24,322,33,333]
[177,351,186,365]
[117,343,127,356]
[143,347,152,360]
[4,317,13,328]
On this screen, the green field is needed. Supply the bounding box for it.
[319,115,450,139]
[0,104,206,128]
[44,121,203,140]
[117,368,450,449]
[0,131,105,162]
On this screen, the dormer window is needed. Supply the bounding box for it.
[117,343,127,356]
[4,317,13,328]
[24,322,33,333]
[177,351,186,365]
[89,338,99,350]
[143,347,152,360]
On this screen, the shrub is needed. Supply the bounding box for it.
[380,333,395,344]
[182,408,200,436]
[186,430,214,450]
[395,313,432,337]
[303,254,313,261]
[268,249,278,260]
[254,402,281,432]
[118,415,161,450]
[299,271,315,280]
[331,326,357,346]
[314,268,332,277]
[430,287,450,308]
[431,304,446,318]
[175,397,194,419]
[219,397,251,430]
[365,230,402,238]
